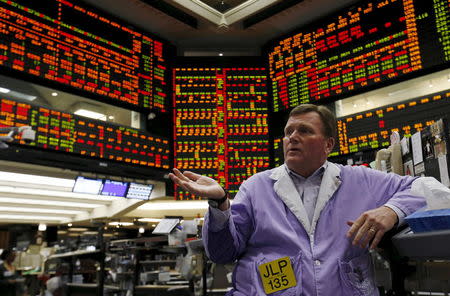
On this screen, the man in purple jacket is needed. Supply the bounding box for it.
[170,104,426,295]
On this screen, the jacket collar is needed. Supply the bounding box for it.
[270,162,342,233]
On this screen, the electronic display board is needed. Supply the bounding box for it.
[268,0,450,112]
[72,176,103,194]
[273,90,450,167]
[101,179,128,197]
[0,97,170,168]
[173,67,270,200]
[0,0,169,111]
[126,182,153,200]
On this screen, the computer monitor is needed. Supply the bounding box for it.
[101,180,129,197]
[72,176,103,194]
[126,182,153,200]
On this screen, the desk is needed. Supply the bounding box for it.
[392,228,450,259]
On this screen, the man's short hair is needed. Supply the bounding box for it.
[289,104,336,139]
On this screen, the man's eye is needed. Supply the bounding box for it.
[299,127,310,134]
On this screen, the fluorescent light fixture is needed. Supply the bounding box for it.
[9,90,37,101]
[57,230,68,234]
[68,227,88,232]
[137,218,163,223]
[0,214,64,221]
[38,223,47,231]
[0,206,82,215]
[0,87,10,93]
[74,109,106,121]
[0,186,111,202]
[0,171,75,188]
[83,231,98,235]
[0,197,99,208]
[139,201,209,210]
[108,222,133,226]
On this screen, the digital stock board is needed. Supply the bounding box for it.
[272,90,450,167]
[0,97,170,169]
[173,67,269,200]
[268,0,450,112]
[0,0,169,111]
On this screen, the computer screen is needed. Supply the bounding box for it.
[72,176,103,195]
[101,180,129,197]
[126,183,153,200]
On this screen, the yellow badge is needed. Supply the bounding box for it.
[257,256,297,294]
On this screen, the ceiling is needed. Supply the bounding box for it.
[81,0,359,55]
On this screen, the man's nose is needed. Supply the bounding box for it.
[288,130,299,142]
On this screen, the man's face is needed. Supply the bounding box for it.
[283,112,334,177]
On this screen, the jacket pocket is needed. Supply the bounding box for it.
[254,252,302,296]
[338,253,378,296]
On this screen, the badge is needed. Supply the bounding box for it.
[258,256,297,294]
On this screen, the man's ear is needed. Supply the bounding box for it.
[325,137,335,154]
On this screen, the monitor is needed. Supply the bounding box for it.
[126,183,153,200]
[101,180,129,197]
[72,176,103,195]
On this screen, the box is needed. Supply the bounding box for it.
[405,208,450,233]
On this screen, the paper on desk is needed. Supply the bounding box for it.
[411,176,450,210]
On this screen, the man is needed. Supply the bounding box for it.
[170,104,426,295]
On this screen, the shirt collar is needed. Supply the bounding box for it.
[285,161,328,181]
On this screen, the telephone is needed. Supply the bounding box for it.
[375,143,403,175]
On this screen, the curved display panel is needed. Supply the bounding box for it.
[0,97,170,169]
[0,0,169,111]
[268,0,450,111]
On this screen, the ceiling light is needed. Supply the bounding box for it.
[0,186,111,201]
[38,223,47,231]
[0,214,64,221]
[83,231,98,235]
[8,91,37,101]
[108,115,114,120]
[0,171,75,188]
[152,224,156,227]
[68,223,73,227]
[139,227,145,233]
[68,227,89,232]
[108,222,133,226]
[219,53,223,56]
[139,201,209,210]
[0,87,10,93]
[51,92,58,96]
[0,197,99,209]
[137,218,163,223]
[352,103,357,108]
[0,206,82,215]
[74,109,107,121]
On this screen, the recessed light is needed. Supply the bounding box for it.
[51,92,58,96]
[219,53,223,56]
